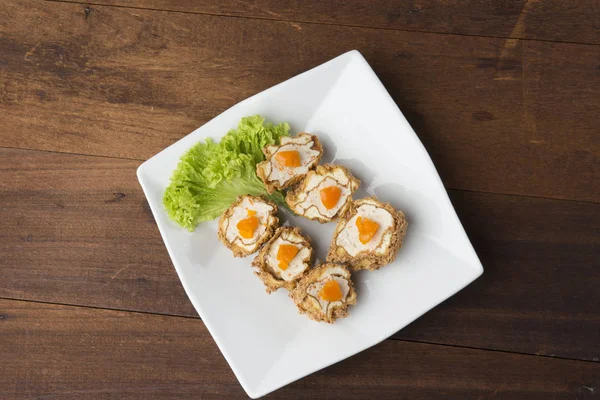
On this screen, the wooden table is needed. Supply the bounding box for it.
[1,1,599,398]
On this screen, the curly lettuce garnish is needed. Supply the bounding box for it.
[163,115,290,231]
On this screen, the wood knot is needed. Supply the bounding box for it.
[472,111,496,122]
[105,192,126,203]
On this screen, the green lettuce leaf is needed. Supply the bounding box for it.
[163,115,290,231]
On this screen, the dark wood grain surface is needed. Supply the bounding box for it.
[2,300,599,399]
[1,0,599,398]
[2,1,598,201]
[55,0,600,45]
[1,147,599,362]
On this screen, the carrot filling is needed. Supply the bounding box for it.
[237,213,259,239]
[276,244,299,270]
[275,150,301,167]
[356,216,379,244]
[319,280,343,302]
[319,186,342,210]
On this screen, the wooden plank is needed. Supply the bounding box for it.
[395,190,600,361]
[1,299,599,399]
[1,1,598,202]
[57,0,600,45]
[1,148,599,361]
[0,148,196,317]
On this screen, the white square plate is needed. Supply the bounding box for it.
[137,50,483,398]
